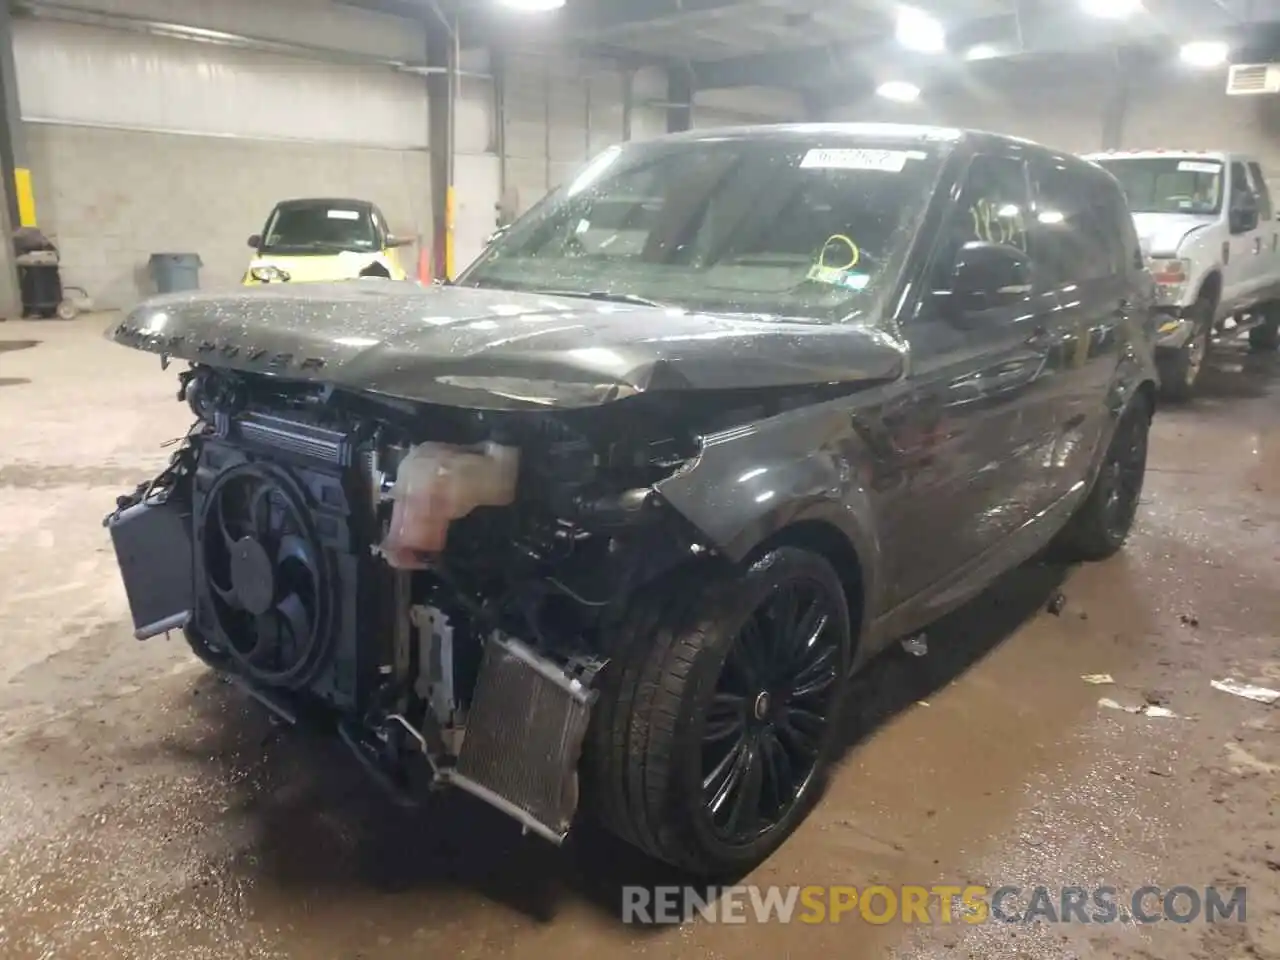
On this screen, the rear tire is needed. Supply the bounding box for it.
[1248,306,1280,352]
[584,548,852,877]
[1054,394,1152,562]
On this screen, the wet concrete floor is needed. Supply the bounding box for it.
[0,316,1276,959]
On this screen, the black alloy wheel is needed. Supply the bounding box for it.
[585,546,853,876]
[1052,394,1152,562]
[1096,403,1149,543]
[700,578,843,846]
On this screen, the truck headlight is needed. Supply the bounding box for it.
[1146,257,1190,286]
[1146,257,1189,304]
[250,265,291,283]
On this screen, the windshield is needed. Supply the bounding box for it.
[457,137,945,321]
[260,202,379,254]
[1095,157,1223,216]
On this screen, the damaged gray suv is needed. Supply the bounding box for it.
[105,124,1158,877]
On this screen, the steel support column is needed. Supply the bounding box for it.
[667,65,692,133]
[0,1,22,318]
[426,11,457,281]
[0,1,28,230]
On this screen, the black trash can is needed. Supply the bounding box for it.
[16,250,63,319]
[148,252,203,294]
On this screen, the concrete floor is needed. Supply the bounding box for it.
[0,315,1277,960]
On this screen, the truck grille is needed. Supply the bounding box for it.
[449,635,595,843]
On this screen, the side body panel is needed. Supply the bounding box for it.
[658,134,1159,663]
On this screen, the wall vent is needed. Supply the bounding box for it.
[1226,63,1280,95]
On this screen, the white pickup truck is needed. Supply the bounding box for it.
[1084,149,1280,399]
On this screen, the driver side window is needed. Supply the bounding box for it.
[930,154,1030,293]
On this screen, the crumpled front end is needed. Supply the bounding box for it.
[100,358,765,841]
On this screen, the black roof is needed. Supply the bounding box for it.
[273,198,375,209]
[647,121,1098,174]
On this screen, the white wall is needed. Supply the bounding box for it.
[17,18,429,148]
[692,86,807,127]
[17,0,434,307]
[18,0,657,302]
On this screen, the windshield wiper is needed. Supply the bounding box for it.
[528,288,667,308]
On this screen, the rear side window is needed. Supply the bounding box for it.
[1031,158,1128,285]
[1246,162,1274,220]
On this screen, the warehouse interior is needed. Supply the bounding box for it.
[1,1,1280,958]
[4,0,1280,308]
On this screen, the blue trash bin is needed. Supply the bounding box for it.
[148,252,203,294]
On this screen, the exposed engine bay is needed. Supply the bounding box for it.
[105,361,735,842]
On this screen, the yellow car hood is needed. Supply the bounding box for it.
[245,250,404,284]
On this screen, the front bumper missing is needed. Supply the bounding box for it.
[105,487,595,845]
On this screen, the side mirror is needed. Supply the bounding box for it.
[385,234,413,249]
[948,241,1032,316]
[247,234,262,249]
[1230,194,1259,234]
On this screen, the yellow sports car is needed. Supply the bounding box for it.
[243,198,412,285]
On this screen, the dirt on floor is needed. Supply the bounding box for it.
[0,315,1276,960]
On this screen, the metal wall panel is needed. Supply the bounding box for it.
[16,18,429,148]
[39,0,427,61]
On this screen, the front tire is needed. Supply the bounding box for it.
[585,547,852,877]
[1158,299,1212,402]
[1054,394,1152,562]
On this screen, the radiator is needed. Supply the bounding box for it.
[227,412,352,466]
[448,634,596,843]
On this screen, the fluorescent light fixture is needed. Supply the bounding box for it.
[1081,0,1142,17]
[895,6,946,53]
[965,43,1000,60]
[497,0,565,9]
[1179,40,1229,68]
[876,80,921,102]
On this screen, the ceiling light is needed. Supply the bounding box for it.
[1179,40,1228,68]
[965,43,1000,61]
[895,6,946,53]
[1081,0,1142,18]
[876,81,921,102]
[497,0,565,10]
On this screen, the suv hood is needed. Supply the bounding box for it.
[1132,212,1216,258]
[109,281,905,411]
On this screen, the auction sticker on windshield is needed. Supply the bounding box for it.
[1177,160,1220,174]
[327,209,361,220]
[800,148,915,172]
